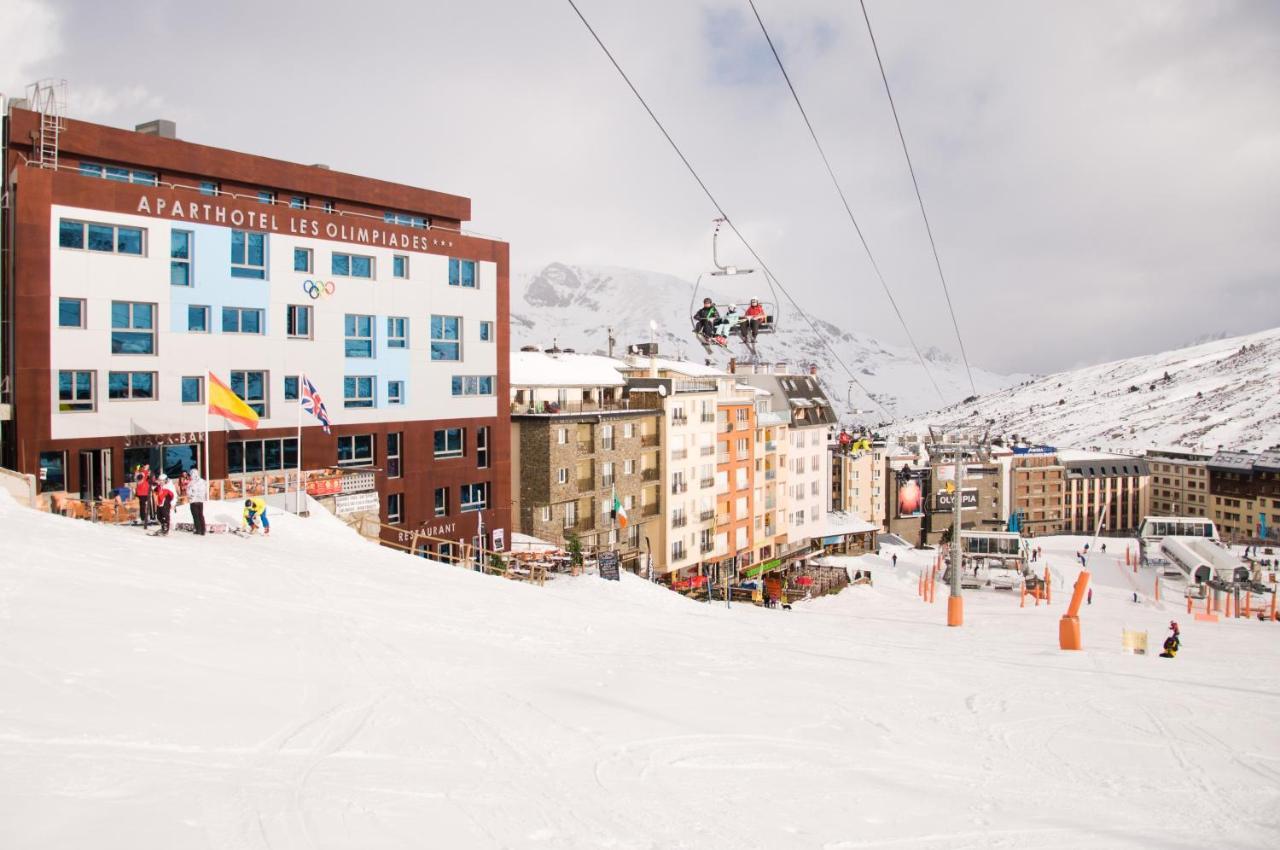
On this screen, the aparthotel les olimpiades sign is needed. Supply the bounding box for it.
[133,196,455,252]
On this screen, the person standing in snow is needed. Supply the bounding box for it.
[1087,587,1093,605]
[153,474,177,535]
[892,553,898,568]
[187,469,208,535]
[134,464,153,528]
[243,497,270,535]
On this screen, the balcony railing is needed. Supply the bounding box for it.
[577,440,593,452]
[700,413,716,423]
[765,441,777,452]
[601,477,615,488]
[765,469,777,481]
[575,518,596,532]
[672,481,688,494]
[715,513,731,525]
[672,415,688,426]
[700,509,716,521]
[700,478,715,489]
[641,434,660,447]
[672,448,688,460]
[699,446,716,457]
[673,514,688,528]
[716,453,730,465]
[642,503,660,517]
[641,468,659,481]
[577,478,594,491]
[700,541,715,554]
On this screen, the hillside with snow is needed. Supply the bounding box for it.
[4,492,1280,847]
[512,263,1022,419]
[904,326,1280,452]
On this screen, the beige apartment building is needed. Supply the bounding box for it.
[1146,448,1212,517]
[1006,451,1066,535]
[1060,450,1150,534]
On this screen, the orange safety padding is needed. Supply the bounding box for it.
[1065,571,1091,618]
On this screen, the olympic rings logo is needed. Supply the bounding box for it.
[303,279,336,299]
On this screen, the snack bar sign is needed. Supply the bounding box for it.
[134,196,455,252]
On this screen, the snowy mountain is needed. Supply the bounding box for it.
[904,326,1280,452]
[512,263,1021,419]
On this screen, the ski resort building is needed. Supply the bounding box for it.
[0,99,510,551]
[713,386,758,578]
[1205,449,1280,542]
[508,349,663,571]
[1146,448,1212,518]
[1003,449,1067,535]
[1059,451,1150,535]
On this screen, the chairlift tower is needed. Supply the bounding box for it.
[926,427,993,627]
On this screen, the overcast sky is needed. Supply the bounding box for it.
[4,0,1277,374]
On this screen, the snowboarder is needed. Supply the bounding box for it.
[152,474,177,535]
[892,553,898,568]
[134,464,153,528]
[1159,621,1181,658]
[741,299,767,343]
[243,497,270,535]
[187,469,208,535]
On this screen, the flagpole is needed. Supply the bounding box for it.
[203,391,209,480]
[296,373,304,515]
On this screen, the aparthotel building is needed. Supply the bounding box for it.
[0,102,509,552]
[1146,448,1212,518]
[1060,451,1150,534]
[1206,449,1280,542]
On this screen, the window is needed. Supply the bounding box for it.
[430,315,461,360]
[564,501,577,529]
[539,505,551,523]
[434,428,465,459]
[557,428,568,445]
[199,181,219,196]
[230,230,266,278]
[230,370,268,416]
[257,190,276,205]
[434,487,449,516]
[384,211,426,228]
[284,375,299,401]
[602,461,615,487]
[388,380,404,405]
[222,306,264,334]
[289,196,307,209]
[623,459,635,475]
[294,247,313,273]
[58,298,85,329]
[672,540,686,561]
[111,301,156,354]
[332,252,373,278]
[479,321,494,342]
[344,376,375,408]
[601,425,615,450]
[476,427,490,469]
[323,200,336,213]
[386,432,402,478]
[79,162,155,184]
[227,438,298,474]
[108,371,155,400]
[557,468,569,485]
[337,434,375,467]
[393,255,408,278]
[181,376,203,404]
[188,305,210,333]
[286,304,312,339]
[345,314,374,357]
[623,422,635,439]
[170,230,193,285]
[448,257,477,288]
[387,317,408,349]
[59,219,144,255]
[39,451,67,493]
[387,493,403,524]
[450,376,494,397]
[57,370,94,412]
[460,483,488,512]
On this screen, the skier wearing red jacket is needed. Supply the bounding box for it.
[152,474,177,536]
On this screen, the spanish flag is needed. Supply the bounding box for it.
[208,371,260,429]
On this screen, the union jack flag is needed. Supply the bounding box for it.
[300,376,332,433]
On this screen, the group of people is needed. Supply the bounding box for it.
[693,298,768,345]
[128,465,268,536]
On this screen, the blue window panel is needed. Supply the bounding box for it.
[246,233,264,266]
[286,305,311,337]
[230,266,265,280]
[171,230,191,259]
[344,376,375,408]
[284,376,299,401]
[111,333,154,354]
[332,253,350,276]
[431,342,460,361]
[58,298,83,328]
[188,305,209,332]
[105,166,131,182]
[257,191,275,204]
[393,255,407,278]
[133,372,155,398]
[451,376,463,396]
[449,258,477,287]
[199,181,219,196]
[87,224,115,252]
[351,256,372,278]
[344,314,373,357]
[289,196,306,209]
[431,315,460,339]
[170,263,191,286]
[388,380,404,405]
[323,200,335,213]
[58,219,84,248]
[387,317,407,348]
[241,310,262,334]
[222,308,238,333]
[230,230,267,278]
[79,163,104,178]
[480,321,493,342]
[293,247,311,272]
[116,227,144,255]
[133,171,157,186]
[479,376,494,395]
[181,376,202,404]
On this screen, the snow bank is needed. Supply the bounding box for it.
[2,495,1278,848]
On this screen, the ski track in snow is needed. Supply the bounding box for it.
[1,496,1279,849]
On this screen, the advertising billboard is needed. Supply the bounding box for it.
[896,468,927,518]
[934,488,978,513]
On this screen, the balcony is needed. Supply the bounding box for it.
[673,514,688,528]
[671,448,688,461]
[700,478,715,489]
[641,468,659,481]
[721,421,734,433]
[672,415,688,427]
[765,469,777,481]
[765,496,776,509]
[715,513,731,526]
[700,413,716,423]
[765,440,777,452]
[577,478,594,491]
[672,481,689,495]
[577,440,593,452]
[700,541,715,554]
[575,518,596,533]
[716,453,730,465]
[641,434,659,447]
[699,446,716,457]
[642,503,660,518]
[700,509,716,521]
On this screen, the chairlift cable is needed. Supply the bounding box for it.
[563,0,893,422]
[746,0,945,405]
[858,0,976,395]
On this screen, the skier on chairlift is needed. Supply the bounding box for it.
[741,298,767,344]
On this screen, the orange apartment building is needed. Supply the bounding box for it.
[713,397,755,580]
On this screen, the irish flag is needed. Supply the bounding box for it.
[208,371,260,429]
[612,486,628,528]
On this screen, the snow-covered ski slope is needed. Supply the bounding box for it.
[906,325,1280,452]
[513,263,1022,418]
[3,493,1279,849]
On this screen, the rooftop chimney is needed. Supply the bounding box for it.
[135,119,176,139]
[310,163,331,170]
[728,357,737,374]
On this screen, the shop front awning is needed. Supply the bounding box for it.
[743,557,785,579]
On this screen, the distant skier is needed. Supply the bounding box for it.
[1159,621,1181,658]
[1101,543,1107,554]
[152,474,177,536]
[1087,587,1093,605]
[243,497,270,535]
[188,469,208,536]
[892,553,898,568]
